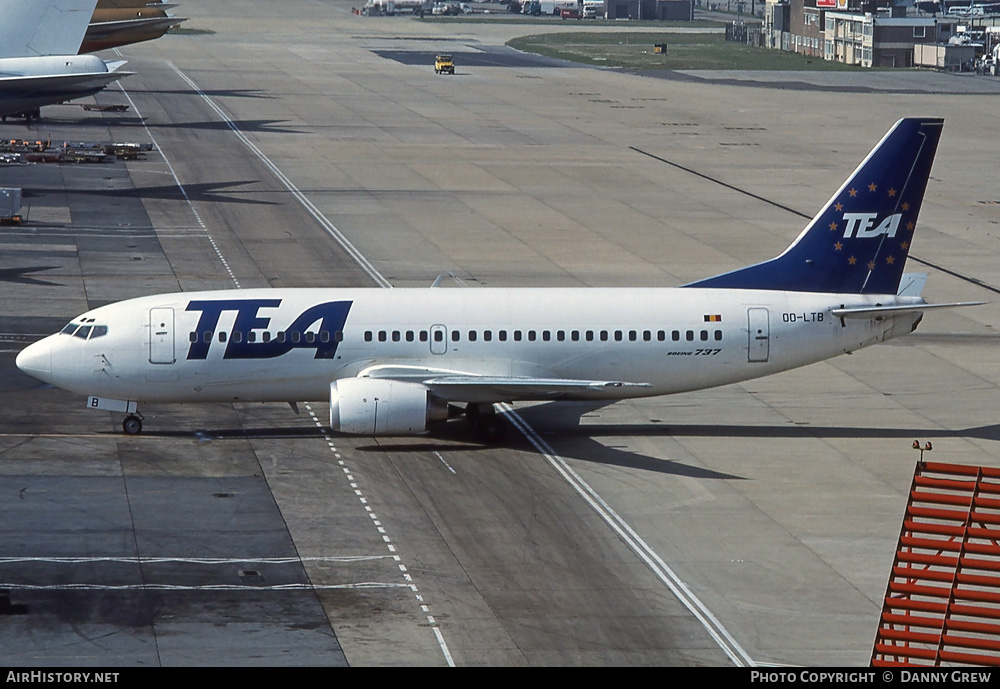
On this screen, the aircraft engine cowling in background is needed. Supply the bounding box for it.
[329,378,449,435]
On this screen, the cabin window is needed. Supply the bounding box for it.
[686,330,694,341]
[628,331,637,342]
[377,331,387,342]
[499,330,507,342]
[247,331,256,343]
[189,331,198,343]
[514,330,522,341]
[364,331,373,342]
[715,330,723,341]
[672,330,680,341]
[319,331,329,343]
[263,331,272,343]
[305,332,316,344]
[233,331,244,344]
[528,331,536,342]
[391,331,400,342]
[277,331,287,343]
[484,330,493,342]
[657,331,665,342]
[433,330,443,342]
[291,331,302,344]
[556,331,565,342]
[468,330,477,342]
[203,331,212,343]
[420,331,428,342]
[586,330,594,342]
[600,331,608,341]
[571,331,579,342]
[700,330,708,341]
[643,331,651,342]
[405,331,414,342]
[542,331,550,342]
[614,331,623,342]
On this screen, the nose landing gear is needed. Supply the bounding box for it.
[122,412,144,435]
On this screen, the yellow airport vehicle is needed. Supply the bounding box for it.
[434,54,455,74]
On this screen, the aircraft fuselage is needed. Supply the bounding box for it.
[18,287,921,405]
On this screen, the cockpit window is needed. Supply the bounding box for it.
[62,322,107,340]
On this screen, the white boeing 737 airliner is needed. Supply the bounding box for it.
[15,118,981,438]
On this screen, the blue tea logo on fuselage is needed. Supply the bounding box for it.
[185,299,352,360]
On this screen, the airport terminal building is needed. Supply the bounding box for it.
[764,0,971,67]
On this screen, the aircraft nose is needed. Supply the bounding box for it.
[16,338,52,383]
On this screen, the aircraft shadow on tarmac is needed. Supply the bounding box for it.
[23,180,278,205]
[116,117,305,135]
[128,88,275,100]
[0,266,61,286]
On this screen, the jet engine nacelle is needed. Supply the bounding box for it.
[330,378,448,435]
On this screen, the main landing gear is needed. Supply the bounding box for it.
[122,412,144,435]
[465,403,507,444]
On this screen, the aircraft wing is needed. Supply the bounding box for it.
[0,70,130,92]
[81,17,186,53]
[0,69,132,118]
[423,376,652,402]
[360,365,651,402]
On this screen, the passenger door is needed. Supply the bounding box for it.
[149,307,175,364]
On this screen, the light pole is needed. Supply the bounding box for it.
[912,439,933,462]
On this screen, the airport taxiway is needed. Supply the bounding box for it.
[2,0,999,666]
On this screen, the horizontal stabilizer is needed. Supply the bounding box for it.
[831,302,984,319]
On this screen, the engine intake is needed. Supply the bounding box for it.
[330,378,448,435]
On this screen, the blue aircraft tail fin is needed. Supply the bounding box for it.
[686,117,944,295]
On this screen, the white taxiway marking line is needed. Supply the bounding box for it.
[304,403,456,667]
[165,61,392,290]
[0,583,413,592]
[433,450,457,474]
[115,80,241,289]
[0,556,392,564]
[499,403,755,667]
[163,61,750,667]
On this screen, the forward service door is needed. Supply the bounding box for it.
[149,307,175,364]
